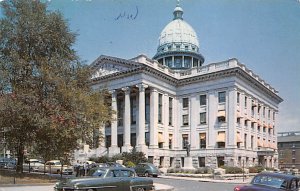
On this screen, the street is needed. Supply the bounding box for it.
[0,177,237,191]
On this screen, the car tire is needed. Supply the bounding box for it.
[134,188,146,191]
[144,172,149,177]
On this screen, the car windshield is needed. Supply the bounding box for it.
[252,175,287,189]
[87,168,106,177]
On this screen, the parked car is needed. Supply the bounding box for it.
[54,167,155,191]
[234,172,300,191]
[23,159,44,172]
[135,163,160,177]
[43,160,73,175]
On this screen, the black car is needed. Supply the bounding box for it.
[234,172,300,191]
[54,167,155,191]
[135,163,160,177]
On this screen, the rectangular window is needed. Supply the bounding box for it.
[145,94,150,123]
[158,94,162,123]
[244,96,247,108]
[218,91,226,103]
[182,97,189,108]
[200,94,207,106]
[237,92,240,104]
[244,134,247,149]
[200,133,206,149]
[268,109,271,119]
[198,157,205,167]
[182,134,188,149]
[169,134,173,149]
[182,114,189,126]
[263,107,265,117]
[200,112,207,124]
[117,98,124,126]
[169,97,173,126]
[251,135,254,149]
[131,97,136,124]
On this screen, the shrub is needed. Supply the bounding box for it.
[249,166,265,173]
[124,161,135,168]
[222,166,243,174]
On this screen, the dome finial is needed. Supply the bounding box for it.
[173,0,183,20]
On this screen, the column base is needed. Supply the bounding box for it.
[182,157,195,170]
[148,145,158,149]
[121,145,133,153]
[108,146,120,157]
[136,144,148,154]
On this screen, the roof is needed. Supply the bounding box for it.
[278,135,300,143]
[257,172,299,181]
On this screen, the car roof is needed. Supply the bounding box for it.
[257,172,299,181]
[94,166,134,171]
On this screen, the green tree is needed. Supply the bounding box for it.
[0,0,112,172]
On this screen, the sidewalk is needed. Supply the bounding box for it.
[161,174,252,184]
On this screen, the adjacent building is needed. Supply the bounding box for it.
[75,3,283,169]
[278,131,300,170]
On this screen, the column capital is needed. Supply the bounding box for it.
[109,89,117,96]
[136,83,148,92]
[121,87,131,94]
[150,87,158,93]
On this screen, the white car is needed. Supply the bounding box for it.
[43,160,73,175]
[23,159,44,172]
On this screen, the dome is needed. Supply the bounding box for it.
[153,3,204,70]
[158,19,199,49]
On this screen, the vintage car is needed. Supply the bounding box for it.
[54,167,155,191]
[234,172,300,191]
[23,159,44,172]
[43,160,73,175]
[135,163,160,177]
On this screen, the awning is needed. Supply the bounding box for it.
[217,110,226,117]
[158,133,164,143]
[236,132,243,143]
[257,139,263,147]
[200,133,206,139]
[237,112,243,118]
[216,132,226,142]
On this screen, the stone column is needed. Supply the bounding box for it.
[227,87,237,148]
[109,90,119,155]
[190,94,197,150]
[208,90,217,148]
[163,93,169,149]
[122,87,132,152]
[136,83,148,153]
[149,88,158,149]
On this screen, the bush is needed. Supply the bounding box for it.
[195,167,212,174]
[222,166,243,174]
[249,166,265,173]
[124,161,135,168]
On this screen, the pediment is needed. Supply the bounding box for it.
[91,56,139,79]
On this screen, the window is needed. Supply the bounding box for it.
[145,94,150,123]
[200,94,206,106]
[244,96,247,108]
[198,157,205,167]
[182,97,189,108]
[237,92,240,104]
[176,45,180,50]
[244,120,248,128]
[131,97,136,124]
[169,97,173,126]
[182,114,189,126]
[268,109,271,119]
[158,94,162,123]
[169,134,173,149]
[200,112,206,124]
[185,45,188,50]
[244,134,247,149]
[117,98,124,126]
[182,134,188,149]
[200,133,206,149]
[218,91,226,103]
[168,45,171,50]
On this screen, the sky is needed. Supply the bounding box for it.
[1,0,300,133]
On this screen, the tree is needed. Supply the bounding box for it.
[0,0,112,172]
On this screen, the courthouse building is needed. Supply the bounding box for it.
[75,3,283,169]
